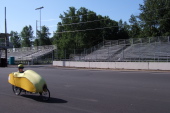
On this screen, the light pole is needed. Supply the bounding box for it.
[35,6,44,32]
[36,20,38,38]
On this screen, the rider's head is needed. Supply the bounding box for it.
[18,64,24,72]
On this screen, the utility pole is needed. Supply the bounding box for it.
[5,7,8,46]
[36,20,38,38]
[5,7,7,66]
[35,6,44,32]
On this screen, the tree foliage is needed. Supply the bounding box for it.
[20,25,33,47]
[53,7,128,58]
[117,19,130,39]
[34,39,39,46]
[128,15,141,38]
[139,0,170,36]
[36,25,51,46]
[10,31,21,48]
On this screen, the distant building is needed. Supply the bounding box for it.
[0,33,12,67]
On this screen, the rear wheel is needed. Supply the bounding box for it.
[39,88,50,101]
[12,85,21,95]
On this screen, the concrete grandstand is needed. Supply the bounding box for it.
[1,45,56,64]
[2,36,170,64]
[72,36,170,62]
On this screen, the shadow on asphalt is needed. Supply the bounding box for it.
[21,94,68,103]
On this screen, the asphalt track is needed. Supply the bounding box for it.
[0,65,170,113]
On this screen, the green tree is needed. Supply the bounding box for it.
[129,15,141,38]
[34,39,39,46]
[99,16,119,41]
[10,31,21,48]
[117,19,130,39]
[139,0,170,36]
[53,7,120,58]
[36,25,51,46]
[20,25,33,47]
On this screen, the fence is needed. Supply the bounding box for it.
[1,45,56,65]
[55,36,170,62]
[0,42,13,48]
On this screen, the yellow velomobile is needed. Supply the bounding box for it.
[8,70,50,101]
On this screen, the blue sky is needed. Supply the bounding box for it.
[0,0,144,37]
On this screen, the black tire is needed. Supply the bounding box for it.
[12,85,21,95]
[39,88,50,101]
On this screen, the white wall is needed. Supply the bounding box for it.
[149,62,170,70]
[115,62,148,70]
[53,61,170,70]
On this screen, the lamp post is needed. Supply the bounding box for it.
[35,6,44,32]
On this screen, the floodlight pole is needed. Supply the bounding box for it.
[36,20,38,38]
[35,6,44,33]
[4,7,7,67]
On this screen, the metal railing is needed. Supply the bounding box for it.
[0,42,13,48]
[55,36,170,62]
[1,45,56,65]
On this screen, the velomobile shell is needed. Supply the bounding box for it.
[8,70,46,93]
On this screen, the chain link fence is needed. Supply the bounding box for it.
[1,45,56,65]
[55,36,170,62]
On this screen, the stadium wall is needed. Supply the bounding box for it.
[53,61,170,71]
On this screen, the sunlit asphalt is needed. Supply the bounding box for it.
[0,65,170,113]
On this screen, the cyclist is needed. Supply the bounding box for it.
[18,64,24,73]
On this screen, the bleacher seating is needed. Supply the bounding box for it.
[76,37,170,62]
[74,40,126,61]
[5,37,169,62]
[120,42,170,61]
[83,45,125,61]
[1,45,56,61]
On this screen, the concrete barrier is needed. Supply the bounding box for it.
[115,62,148,70]
[53,61,170,71]
[53,61,64,66]
[70,61,89,68]
[89,62,109,68]
[149,62,170,70]
[108,62,116,69]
